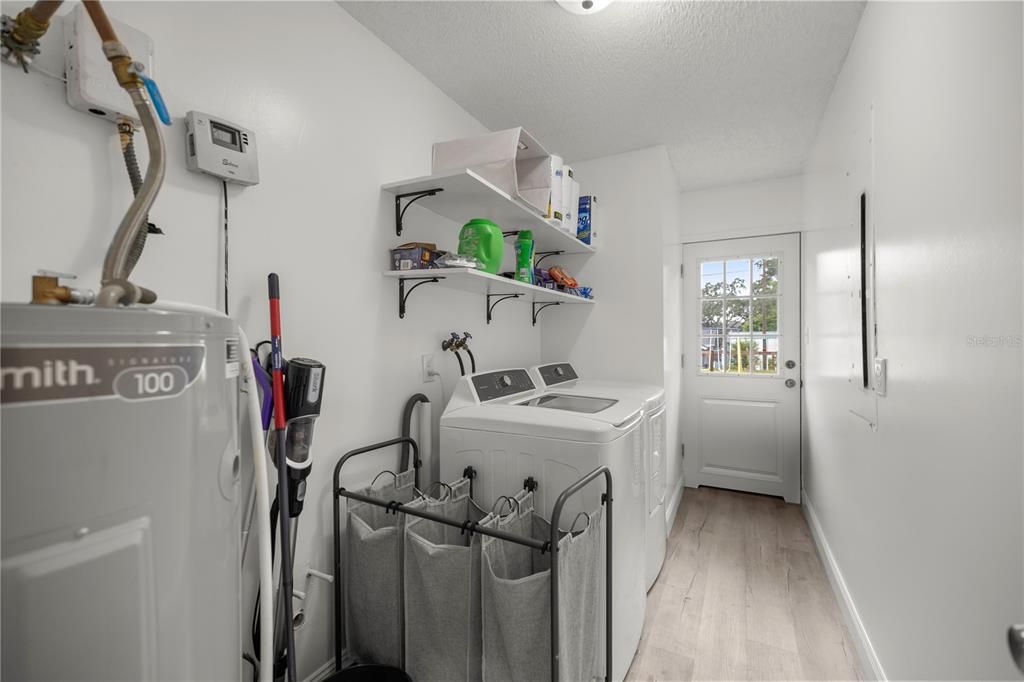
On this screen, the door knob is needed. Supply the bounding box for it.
[785,378,796,388]
[1009,624,1024,674]
[785,360,796,369]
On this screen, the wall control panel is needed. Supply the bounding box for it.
[185,111,259,186]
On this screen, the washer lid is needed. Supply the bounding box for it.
[441,403,641,443]
[515,393,618,414]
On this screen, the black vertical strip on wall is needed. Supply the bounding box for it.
[860,192,869,389]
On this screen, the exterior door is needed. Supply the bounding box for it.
[681,233,801,503]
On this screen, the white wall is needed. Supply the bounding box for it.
[539,146,681,500]
[540,146,675,387]
[675,174,804,243]
[0,3,545,677]
[801,2,1023,679]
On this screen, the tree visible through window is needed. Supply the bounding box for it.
[699,257,779,374]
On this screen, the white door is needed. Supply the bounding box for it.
[681,233,801,503]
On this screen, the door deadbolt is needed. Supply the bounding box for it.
[785,378,797,388]
[785,360,796,369]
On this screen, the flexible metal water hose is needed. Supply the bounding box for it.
[118,122,148,275]
[4,1,164,306]
[97,86,165,305]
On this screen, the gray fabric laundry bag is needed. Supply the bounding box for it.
[346,468,422,668]
[403,478,491,682]
[481,491,605,682]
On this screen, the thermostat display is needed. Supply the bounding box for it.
[185,111,259,186]
[210,122,241,152]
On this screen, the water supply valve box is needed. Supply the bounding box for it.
[64,5,154,124]
[184,111,260,186]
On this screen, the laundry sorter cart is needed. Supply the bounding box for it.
[330,436,613,682]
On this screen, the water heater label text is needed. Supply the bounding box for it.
[1,345,206,406]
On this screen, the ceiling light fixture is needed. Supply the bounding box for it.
[556,0,614,15]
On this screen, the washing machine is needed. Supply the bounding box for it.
[440,368,646,681]
[531,363,667,591]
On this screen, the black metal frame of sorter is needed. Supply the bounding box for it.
[331,436,613,682]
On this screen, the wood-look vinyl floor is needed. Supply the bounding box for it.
[626,487,862,682]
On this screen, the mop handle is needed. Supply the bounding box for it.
[268,274,287,430]
[267,273,297,682]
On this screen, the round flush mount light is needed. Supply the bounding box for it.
[556,0,614,15]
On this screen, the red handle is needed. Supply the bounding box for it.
[268,274,287,431]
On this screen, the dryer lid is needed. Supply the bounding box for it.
[532,374,665,412]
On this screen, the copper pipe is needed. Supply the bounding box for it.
[81,0,117,42]
[4,0,63,55]
[27,1,63,22]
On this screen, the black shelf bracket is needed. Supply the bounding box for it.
[486,293,522,324]
[532,301,561,326]
[535,250,564,268]
[394,188,443,237]
[398,276,443,319]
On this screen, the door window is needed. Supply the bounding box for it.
[699,257,779,375]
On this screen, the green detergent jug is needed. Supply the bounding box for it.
[458,218,504,274]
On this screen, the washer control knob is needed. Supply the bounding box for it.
[499,374,513,388]
[554,366,565,376]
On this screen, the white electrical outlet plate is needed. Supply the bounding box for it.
[64,4,155,124]
[873,357,887,396]
[421,354,437,383]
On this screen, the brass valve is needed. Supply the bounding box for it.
[32,271,95,305]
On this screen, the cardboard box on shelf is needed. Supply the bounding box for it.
[391,242,441,271]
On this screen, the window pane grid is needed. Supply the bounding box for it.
[699,256,781,376]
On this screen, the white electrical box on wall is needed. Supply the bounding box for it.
[184,111,260,186]
[64,5,154,124]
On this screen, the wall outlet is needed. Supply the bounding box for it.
[873,357,887,396]
[421,354,438,383]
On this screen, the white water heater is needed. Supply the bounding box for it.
[1,303,242,680]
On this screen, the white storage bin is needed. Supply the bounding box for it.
[432,127,553,217]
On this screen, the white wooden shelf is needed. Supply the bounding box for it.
[383,268,594,325]
[382,169,596,256]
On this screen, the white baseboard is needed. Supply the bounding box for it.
[802,490,886,681]
[665,477,685,531]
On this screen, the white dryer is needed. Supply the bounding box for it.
[440,369,646,681]
[531,363,668,591]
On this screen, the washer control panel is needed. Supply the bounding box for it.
[472,369,535,402]
[536,362,578,386]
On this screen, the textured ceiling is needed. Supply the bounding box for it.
[341,1,864,190]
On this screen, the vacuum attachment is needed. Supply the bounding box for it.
[282,357,325,517]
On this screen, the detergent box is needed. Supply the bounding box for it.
[577,195,597,245]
